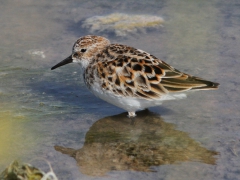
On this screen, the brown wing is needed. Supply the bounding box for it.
[96,44,219,100]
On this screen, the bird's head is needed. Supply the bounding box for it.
[51,35,110,70]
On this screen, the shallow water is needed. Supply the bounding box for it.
[1,0,240,179]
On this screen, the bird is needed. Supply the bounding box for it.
[51,35,219,117]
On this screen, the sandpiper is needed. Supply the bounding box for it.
[51,35,219,117]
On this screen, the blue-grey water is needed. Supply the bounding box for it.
[0,0,240,179]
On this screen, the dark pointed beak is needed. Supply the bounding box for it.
[51,55,73,70]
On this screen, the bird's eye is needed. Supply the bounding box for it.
[81,49,87,53]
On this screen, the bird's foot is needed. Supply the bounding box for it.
[128,111,136,118]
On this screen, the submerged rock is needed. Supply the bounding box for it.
[0,160,58,180]
[82,13,164,37]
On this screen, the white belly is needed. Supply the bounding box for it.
[89,82,186,112]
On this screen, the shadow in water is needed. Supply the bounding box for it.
[55,110,218,176]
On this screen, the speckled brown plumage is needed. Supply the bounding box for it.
[85,44,218,100]
[51,35,219,117]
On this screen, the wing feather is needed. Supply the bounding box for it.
[95,44,219,100]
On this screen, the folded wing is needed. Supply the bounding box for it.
[96,44,219,100]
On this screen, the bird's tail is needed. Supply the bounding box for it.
[190,76,219,90]
[161,74,219,93]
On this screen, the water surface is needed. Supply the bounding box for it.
[0,0,240,179]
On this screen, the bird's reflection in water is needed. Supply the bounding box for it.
[55,110,218,176]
